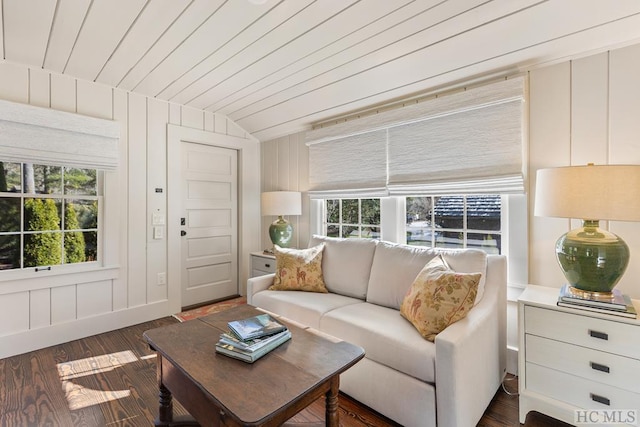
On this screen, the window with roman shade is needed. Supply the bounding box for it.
[306,76,525,197]
[0,99,119,170]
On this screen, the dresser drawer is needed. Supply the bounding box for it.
[527,362,640,412]
[526,334,640,393]
[253,258,275,274]
[525,306,640,358]
[250,254,276,278]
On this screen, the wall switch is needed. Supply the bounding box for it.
[152,211,165,225]
[153,226,164,239]
[157,272,166,285]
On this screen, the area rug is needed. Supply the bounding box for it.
[173,296,247,322]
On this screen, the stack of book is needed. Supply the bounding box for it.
[557,284,637,319]
[215,313,291,363]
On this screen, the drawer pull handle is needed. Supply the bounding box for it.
[589,330,609,340]
[590,393,610,406]
[590,362,610,373]
[265,264,271,268]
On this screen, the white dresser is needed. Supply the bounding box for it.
[250,252,276,278]
[518,285,640,425]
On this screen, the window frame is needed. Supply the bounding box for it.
[312,194,528,289]
[322,198,381,239]
[0,165,116,285]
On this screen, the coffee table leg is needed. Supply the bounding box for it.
[156,383,174,426]
[325,376,340,427]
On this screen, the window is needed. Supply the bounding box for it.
[406,195,501,254]
[324,198,380,239]
[0,161,99,271]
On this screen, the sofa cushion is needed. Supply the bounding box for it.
[400,254,481,341]
[308,235,377,299]
[366,241,487,309]
[320,302,436,383]
[252,290,362,330]
[270,244,328,293]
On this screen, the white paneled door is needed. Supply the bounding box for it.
[181,142,238,308]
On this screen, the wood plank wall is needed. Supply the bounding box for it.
[529,43,640,299]
[260,132,310,251]
[0,61,254,358]
[260,42,640,374]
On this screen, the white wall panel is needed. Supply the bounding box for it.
[214,114,227,135]
[0,62,28,103]
[169,102,181,125]
[528,63,571,288]
[51,285,76,324]
[29,289,50,329]
[609,43,640,164]
[77,280,112,318]
[29,68,50,108]
[261,131,309,249]
[181,106,204,130]
[50,73,76,113]
[0,292,29,336]
[571,53,609,166]
[147,98,169,303]
[0,2,4,60]
[77,80,112,119]
[204,111,215,133]
[609,44,640,298]
[111,89,128,311]
[128,93,148,307]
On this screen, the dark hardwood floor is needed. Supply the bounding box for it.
[0,317,562,426]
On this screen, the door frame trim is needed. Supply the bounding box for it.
[167,124,260,313]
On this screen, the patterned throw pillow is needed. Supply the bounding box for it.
[400,254,481,342]
[269,244,328,293]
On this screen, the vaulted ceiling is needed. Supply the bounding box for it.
[2,0,640,141]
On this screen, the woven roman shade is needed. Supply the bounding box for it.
[305,76,525,197]
[307,129,388,199]
[0,99,120,170]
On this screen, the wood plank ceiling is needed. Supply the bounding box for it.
[2,0,640,141]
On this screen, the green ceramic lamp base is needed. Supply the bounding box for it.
[556,219,630,294]
[269,216,294,248]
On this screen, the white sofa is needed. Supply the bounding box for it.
[247,236,507,427]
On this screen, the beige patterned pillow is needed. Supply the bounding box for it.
[400,254,481,341]
[269,244,328,293]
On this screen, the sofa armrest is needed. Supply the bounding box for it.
[434,255,506,427]
[246,273,275,305]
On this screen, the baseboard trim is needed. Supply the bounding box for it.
[0,300,171,359]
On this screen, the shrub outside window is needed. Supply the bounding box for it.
[0,161,99,271]
[406,195,501,254]
[324,198,380,239]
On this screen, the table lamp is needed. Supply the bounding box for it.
[534,164,640,296]
[261,191,302,249]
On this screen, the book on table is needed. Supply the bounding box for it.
[227,313,287,341]
[215,329,291,363]
[556,284,637,319]
[558,284,631,310]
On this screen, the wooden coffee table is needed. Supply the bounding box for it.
[143,305,365,427]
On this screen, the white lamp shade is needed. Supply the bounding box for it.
[261,191,302,216]
[534,164,640,221]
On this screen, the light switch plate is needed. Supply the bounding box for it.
[153,226,164,239]
[152,211,165,226]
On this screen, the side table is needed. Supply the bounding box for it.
[518,285,640,425]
